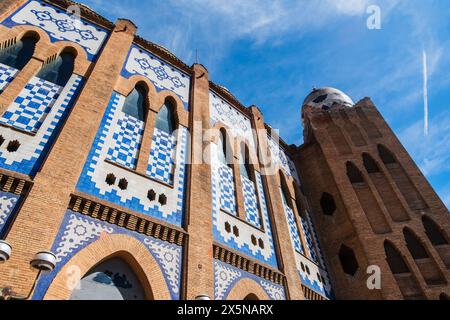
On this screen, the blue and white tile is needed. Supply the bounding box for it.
[267,134,300,185]
[212,144,278,268]
[32,211,183,300]
[214,260,285,300]
[0,77,62,133]
[0,63,19,94]
[295,252,333,300]
[281,190,304,255]
[241,175,261,228]
[122,45,190,110]
[2,0,108,61]
[209,91,255,150]
[76,91,188,227]
[146,128,176,185]
[0,191,20,236]
[0,74,83,177]
[218,164,237,215]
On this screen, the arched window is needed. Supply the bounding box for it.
[0,36,37,70]
[279,172,293,209]
[122,85,146,121]
[239,142,252,180]
[36,51,75,86]
[384,241,410,274]
[155,99,175,134]
[378,145,396,164]
[403,229,429,259]
[244,293,259,300]
[218,128,231,165]
[362,153,380,173]
[69,258,146,300]
[346,162,364,184]
[422,216,448,246]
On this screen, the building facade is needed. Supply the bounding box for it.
[0,0,448,300]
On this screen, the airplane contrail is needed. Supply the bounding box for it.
[423,50,429,136]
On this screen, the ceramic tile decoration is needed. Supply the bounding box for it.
[0,74,83,177]
[2,0,108,61]
[122,45,191,110]
[32,210,182,300]
[146,128,176,185]
[76,91,188,227]
[0,191,20,237]
[214,260,285,300]
[0,63,19,94]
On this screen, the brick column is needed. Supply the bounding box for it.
[0,19,137,297]
[184,64,215,300]
[249,106,304,300]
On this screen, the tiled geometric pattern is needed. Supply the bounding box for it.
[214,260,285,300]
[32,211,182,300]
[146,128,176,185]
[0,77,62,133]
[295,251,334,300]
[305,211,328,269]
[241,175,261,228]
[0,62,18,94]
[0,74,83,176]
[267,134,300,184]
[0,191,20,237]
[281,191,304,254]
[209,91,256,150]
[218,164,237,215]
[212,142,278,268]
[3,0,108,61]
[122,45,190,110]
[76,91,188,227]
[107,112,144,169]
[300,216,319,263]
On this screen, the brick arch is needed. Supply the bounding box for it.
[226,278,270,300]
[46,41,90,76]
[43,234,171,300]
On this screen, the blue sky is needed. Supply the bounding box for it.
[80,0,450,209]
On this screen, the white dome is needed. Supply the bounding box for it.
[303,87,354,110]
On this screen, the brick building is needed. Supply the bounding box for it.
[0,0,448,300]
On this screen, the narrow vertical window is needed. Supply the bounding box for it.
[36,52,75,86]
[155,99,175,134]
[0,36,37,70]
[122,86,146,121]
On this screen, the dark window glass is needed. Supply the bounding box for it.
[0,36,37,70]
[122,86,146,121]
[155,100,175,134]
[36,52,74,86]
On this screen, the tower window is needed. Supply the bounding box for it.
[0,36,37,70]
[320,192,336,216]
[403,229,429,260]
[422,216,448,246]
[378,145,397,164]
[37,52,75,86]
[384,241,410,274]
[362,153,380,173]
[346,162,364,184]
[338,244,359,276]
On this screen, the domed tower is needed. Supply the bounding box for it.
[293,87,450,300]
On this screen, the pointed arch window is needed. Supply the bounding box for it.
[155,99,175,134]
[36,52,75,87]
[403,228,429,259]
[122,85,146,121]
[422,216,448,246]
[0,36,37,70]
[385,241,410,274]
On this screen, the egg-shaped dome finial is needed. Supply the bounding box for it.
[303,87,354,111]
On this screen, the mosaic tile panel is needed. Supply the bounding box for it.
[0,74,83,176]
[214,260,285,300]
[2,0,108,61]
[32,211,182,300]
[0,191,20,237]
[0,62,19,94]
[280,190,304,255]
[218,164,237,215]
[300,216,319,264]
[0,76,62,133]
[241,175,261,228]
[122,45,190,110]
[146,128,176,185]
[106,112,144,170]
[267,134,300,184]
[212,143,278,268]
[76,91,188,227]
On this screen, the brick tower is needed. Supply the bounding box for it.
[296,87,450,300]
